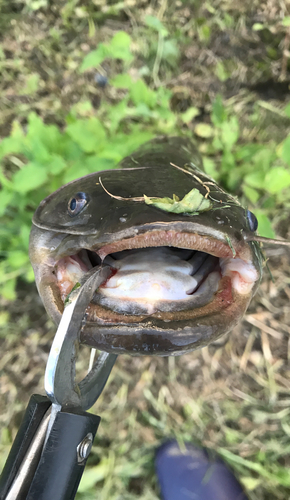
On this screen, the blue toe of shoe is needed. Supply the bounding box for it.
[155,440,248,500]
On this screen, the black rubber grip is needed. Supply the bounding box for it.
[0,394,51,499]
[26,409,100,500]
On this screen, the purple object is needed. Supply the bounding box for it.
[155,441,248,500]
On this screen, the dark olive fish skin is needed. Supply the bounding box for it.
[30,137,263,356]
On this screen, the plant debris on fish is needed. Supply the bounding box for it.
[143,189,212,214]
[99,177,212,215]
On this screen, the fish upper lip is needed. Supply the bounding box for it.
[95,228,245,261]
[49,221,251,263]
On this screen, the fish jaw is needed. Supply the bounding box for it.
[29,223,261,356]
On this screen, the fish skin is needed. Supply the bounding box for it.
[29,137,264,356]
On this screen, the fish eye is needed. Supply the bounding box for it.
[68,192,88,216]
[246,210,258,232]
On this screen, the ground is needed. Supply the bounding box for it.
[0,1,290,499]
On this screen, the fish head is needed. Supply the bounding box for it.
[29,137,263,355]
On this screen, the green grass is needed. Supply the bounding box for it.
[1,1,290,499]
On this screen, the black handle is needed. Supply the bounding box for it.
[0,394,51,500]
[0,395,100,500]
[27,409,100,500]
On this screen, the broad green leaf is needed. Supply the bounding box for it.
[26,0,48,10]
[215,61,229,82]
[106,98,130,132]
[264,167,290,194]
[109,31,132,60]
[235,144,263,161]
[0,190,13,216]
[1,279,16,301]
[255,210,275,238]
[212,136,223,150]
[243,185,260,203]
[63,162,91,184]
[0,312,9,327]
[105,130,153,158]
[26,112,45,138]
[181,107,199,123]
[129,80,157,108]
[132,103,153,117]
[198,24,211,42]
[26,113,63,154]
[26,137,50,163]
[244,171,265,189]
[145,15,168,36]
[240,477,261,490]
[252,148,275,172]
[70,100,93,117]
[24,266,35,282]
[282,16,290,27]
[0,135,24,159]
[66,117,106,153]
[221,150,235,173]
[12,162,48,193]
[7,250,29,269]
[80,32,133,71]
[284,103,290,120]
[221,116,239,149]
[155,85,172,104]
[281,135,290,164]
[194,123,213,138]
[20,225,31,248]
[85,156,117,173]
[0,121,25,159]
[78,461,109,492]
[48,155,66,175]
[211,95,227,126]
[80,45,109,72]
[203,157,219,180]
[144,189,212,214]
[110,73,133,89]
[252,23,265,31]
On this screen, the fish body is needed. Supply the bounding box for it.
[29,137,263,356]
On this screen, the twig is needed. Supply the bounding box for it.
[170,162,211,198]
[98,177,144,201]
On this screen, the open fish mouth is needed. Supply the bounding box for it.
[55,229,258,325]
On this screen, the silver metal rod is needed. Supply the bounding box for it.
[45,266,117,410]
[5,408,51,500]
